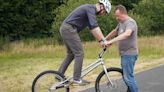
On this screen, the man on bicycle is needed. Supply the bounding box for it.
[58,0,111,86]
[106,5,138,92]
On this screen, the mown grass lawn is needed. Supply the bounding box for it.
[0,36,164,92]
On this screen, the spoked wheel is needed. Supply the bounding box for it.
[32,70,69,92]
[95,67,129,92]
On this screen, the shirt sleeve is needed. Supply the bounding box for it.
[126,21,136,31]
[86,9,99,30]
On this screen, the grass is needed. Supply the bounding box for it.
[0,36,164,92]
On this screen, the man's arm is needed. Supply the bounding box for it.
[91,27,105,42]
[107,28,133,45]
[106,26,118,40]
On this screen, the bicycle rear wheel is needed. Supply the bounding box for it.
[32,70,69,92]
[95,67,129,92]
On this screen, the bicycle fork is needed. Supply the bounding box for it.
[101,63,114,88]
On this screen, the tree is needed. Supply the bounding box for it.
[130,0,164,36]
[111,0,141,11]
[0,0,67,41]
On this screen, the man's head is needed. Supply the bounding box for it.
[96,0,111,16]
[114,5,128,22]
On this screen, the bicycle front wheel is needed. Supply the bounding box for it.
[32,70,69,92]
[95,67,129,92]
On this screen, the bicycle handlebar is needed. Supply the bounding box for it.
[99,47,107,58]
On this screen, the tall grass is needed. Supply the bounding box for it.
[0,36,164,59]
[0,36,164,92]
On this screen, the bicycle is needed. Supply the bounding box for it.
[32,47,129,92]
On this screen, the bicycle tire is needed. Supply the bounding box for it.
[32,70,69,92]
[95,67,130,92]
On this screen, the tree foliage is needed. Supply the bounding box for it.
[129,0,164,36]
[0,0,67,40]
[111,0,141,11]
[0,0,163,43]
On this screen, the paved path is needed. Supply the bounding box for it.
[80,65,164,92]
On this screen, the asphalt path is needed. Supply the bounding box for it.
[80,65,164,92]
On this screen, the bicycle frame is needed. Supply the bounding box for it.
[81,48,114,86]
[50,48,114,91]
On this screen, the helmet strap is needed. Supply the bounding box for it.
[96,3,104,15]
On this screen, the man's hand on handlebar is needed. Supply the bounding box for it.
[99,38,113,48]
[99,38,107,47]
[106,40,112,46]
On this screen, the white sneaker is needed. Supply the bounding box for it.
[72,79,90,86]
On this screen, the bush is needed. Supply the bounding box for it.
[111,0,141,11]
[0,36,9,51]
[129,0,164,36]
